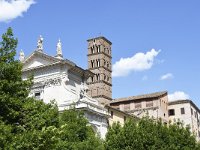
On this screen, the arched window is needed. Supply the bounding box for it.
[91,60,95,68]
[96,74,100,81]
[91,46,95,54]
[107,62,109,68]
[96,59,100,67]
[97,45,101,53]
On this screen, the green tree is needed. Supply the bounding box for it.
[0,27,30,125]
[8,109,103,150]
[105,117,200,150]
[0,28,103,150]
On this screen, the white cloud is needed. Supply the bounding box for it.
[160,73,174,80]
[168,91,190,101]
[112,49,161,77]
[0,0,35,22]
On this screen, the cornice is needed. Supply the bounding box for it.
[87,52,112,59]
[88,66,112,73]
[87,80,112,86]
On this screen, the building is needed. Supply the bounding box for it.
[19,35,200,141]
[168,100,200,141]
[20,36,109,138]
[106,105,137,126]
[87,37,112,105]
[110,91,169,123]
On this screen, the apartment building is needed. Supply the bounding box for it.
[110,91,169,123]
[168,100,200,141]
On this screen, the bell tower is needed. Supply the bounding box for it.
[87,36,112,105]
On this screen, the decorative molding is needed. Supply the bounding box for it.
[44,78,61,87]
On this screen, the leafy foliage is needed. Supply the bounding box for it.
[0,27,31,125]
[105,118,200,150]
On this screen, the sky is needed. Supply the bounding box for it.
[0,0,200,106]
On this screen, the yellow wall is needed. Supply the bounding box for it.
[108,108,129,126]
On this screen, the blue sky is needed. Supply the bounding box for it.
[0,0,200,106]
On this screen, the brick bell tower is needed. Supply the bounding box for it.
[87,36,112,105]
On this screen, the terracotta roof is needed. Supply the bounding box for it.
[110,91,168,104]
[168,100,200,113]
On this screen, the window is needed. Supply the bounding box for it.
[91,76,94,82]
[135,102,141,109]
[111,111,113,118]
[97,45,101,53]
[99,59,100,66]
[181,108,185,114]
[91,60,95,68]
[35,92,41,100]
[91,46,95,54]
[107,76,109,82]
[168,109,175,116]
[107,62,109,68]
[191,108,193,115]
[146,101,153,107]
[124,116,127,122]
[96,74,100,81]
[96,59,100,67]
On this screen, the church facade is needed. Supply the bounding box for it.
[20,36,109,138]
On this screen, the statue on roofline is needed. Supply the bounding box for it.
[37,35,43,51]
[19,49,25,62]
[56,39,63,58]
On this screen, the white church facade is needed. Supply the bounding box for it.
[20,36,109,138]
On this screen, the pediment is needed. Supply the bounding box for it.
[23,51,60,70]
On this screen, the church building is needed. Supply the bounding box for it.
[20,36,110,138]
